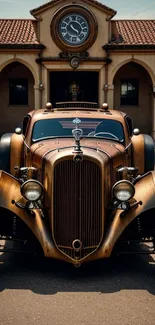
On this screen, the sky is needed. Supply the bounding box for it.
[0,0,155,19]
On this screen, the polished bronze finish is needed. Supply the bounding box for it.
[0,102,155,266]
[72,239,82,252]
[53,158,102,259]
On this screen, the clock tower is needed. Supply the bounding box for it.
[50,5,98,53]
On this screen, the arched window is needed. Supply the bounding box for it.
[121,79,139,106]
[9,78,28,105]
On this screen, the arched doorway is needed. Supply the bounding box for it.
[50,71,99,105]
[113,62,153,134]
[0,61,34,136]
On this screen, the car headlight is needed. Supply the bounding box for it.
[21,180,43,202]
[113,180,135,202]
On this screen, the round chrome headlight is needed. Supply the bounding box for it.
[113,180,135,202]
[21,180,43,202]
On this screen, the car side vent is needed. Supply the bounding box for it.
[55,102,99,109]
[100,110,112,115]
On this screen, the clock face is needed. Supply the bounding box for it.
[59,13,89,45]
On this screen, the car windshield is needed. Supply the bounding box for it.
[32,118,125,143]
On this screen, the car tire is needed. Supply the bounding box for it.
[0,133,12,172]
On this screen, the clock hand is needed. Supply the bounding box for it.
[70,24,79,34]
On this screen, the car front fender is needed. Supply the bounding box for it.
[0,170,60,259]
[96,171,155,259]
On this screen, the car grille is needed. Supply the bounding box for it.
[53,158,102,260]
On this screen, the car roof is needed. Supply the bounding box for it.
[28,107,126,125]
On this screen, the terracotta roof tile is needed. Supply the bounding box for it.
[0,18,155,48]
[111,20,155,46]
[0,19,39,44]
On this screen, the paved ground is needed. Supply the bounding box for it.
[0,242,155,325]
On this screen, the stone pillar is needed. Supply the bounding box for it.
[34,85,40,110]
[99,67,104,106]
[151,94,155,140]
[41,66,48,108]
[107,84,114,109]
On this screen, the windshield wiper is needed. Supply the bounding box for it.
[85,135,122,143]
[32,135,74,143]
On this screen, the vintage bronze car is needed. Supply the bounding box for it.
[0,102,155,267]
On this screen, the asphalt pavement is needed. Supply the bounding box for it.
[0,241,155,325]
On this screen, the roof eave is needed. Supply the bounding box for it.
[103,44,155,50]
[30,0,67,17]
[0,44,45,49]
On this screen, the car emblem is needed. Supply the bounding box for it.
[72,239,82,252]
[72,118,83,157]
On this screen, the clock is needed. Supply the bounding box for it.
[51,5,98,52]
[59,13,89,45]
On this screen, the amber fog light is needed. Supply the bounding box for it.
[21,180,43,202]
[113,180,135,202]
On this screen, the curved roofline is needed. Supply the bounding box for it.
[30,0,116,18]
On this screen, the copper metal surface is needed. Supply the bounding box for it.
[131,134,145,174]
[0,170,155,264]
[53,158,102,259]
[10,133,24,175]
[0,105,155,265]
[25,108,129,147]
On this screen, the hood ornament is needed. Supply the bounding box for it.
[72,118,83,160]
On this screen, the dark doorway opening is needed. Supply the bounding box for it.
[50,71,99,106]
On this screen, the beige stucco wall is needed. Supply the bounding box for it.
[107,53,155,134]
[0,0,154,135]
[113,62,153,133]
[0,53,39,85]
[108,53,155,86]
[0,61,35,135]
[35,0,109,57]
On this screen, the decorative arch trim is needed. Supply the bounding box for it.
[109,58,155,86]
[0,58,38,85]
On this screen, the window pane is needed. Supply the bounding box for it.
[32,118,125,143]
[9,79,28,105]
[121,84,127,95]
[121,79,138,106]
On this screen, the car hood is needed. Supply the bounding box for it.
[29,138,127,189]
[28,137,127,219]
[29,137,125,165]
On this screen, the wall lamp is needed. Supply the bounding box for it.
[103,84,109,91]
[150,85,155,97]
[39,82,44,90]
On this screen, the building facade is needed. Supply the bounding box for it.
[0,0,155,137]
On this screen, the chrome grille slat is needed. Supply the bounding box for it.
[53,159,102,259]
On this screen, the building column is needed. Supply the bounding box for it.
[34,85,40,110]
[151,95,155,140]
[41,66,49,108]
[107,85,114,109]
[99,67,104,106]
